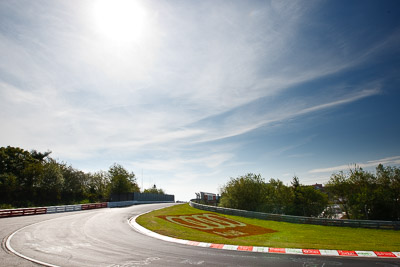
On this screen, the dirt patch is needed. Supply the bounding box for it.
[158,213,277,238]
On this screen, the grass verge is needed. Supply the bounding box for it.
[136,203,400,251]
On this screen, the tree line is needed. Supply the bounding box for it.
[219,164,400,221]
[0,146,163,208]
[326,164,400,221]
[219,173,328,217]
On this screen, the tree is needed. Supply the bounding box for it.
[346,166,375,219]
[219,173,329,216]
[36,159,64,205]
[296,186,328,217]
[0,146,43,206]
[290,176,328,217]
[86,171,109,202]
[374,164,400,220]
[219,173,267,211]
[0,173,17,205]
[0,146,145,207]
[107,163,139,195]
[325,165,400,220]
[0,146,37,178]
[60,163,87,204]
[143,184,165,194]
[325,171,352,219]
[30,150,51,162]
[262,179,294,214]
[21,160,44,206]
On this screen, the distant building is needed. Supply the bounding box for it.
[312,183,324,191]
[197,192,220,205]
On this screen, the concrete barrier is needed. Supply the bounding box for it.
[108,200,175,208]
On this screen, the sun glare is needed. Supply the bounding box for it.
[92,0,147,44]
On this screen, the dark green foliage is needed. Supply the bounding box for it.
[220,166,400,220]
[86,171,109,202]
[35,159,64,205]
[0,146,140,208]
[143,184,165,194]
[262,178,294,214]
[291,184,328,217]
[326,164,400,220]
[0,146,37,178]
[30,150,51,162]
[60,163,88,204]
[0,173,17,204]
[375,164,400,220]
[108,163,139,194]
[220,166,400,221]
[219,174,328,217]
[219,173,267,211]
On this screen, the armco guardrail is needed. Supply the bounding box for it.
[46,204,81,213]
[0,202,107,218]
[0,200,174,218]
[189,201,400,230]
[0,207,47,218]
[81,202,108,210]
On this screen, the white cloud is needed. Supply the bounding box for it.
[298,89,381,115]
[131,152,234,172]
[1,1,398,201]
[0,1,386,154]
[309,156,400,174]
[187,86,380,144]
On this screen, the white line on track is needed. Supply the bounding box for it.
[6,220,60,267]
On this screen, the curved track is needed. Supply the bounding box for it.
[2,203,399,266]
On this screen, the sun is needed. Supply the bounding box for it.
[92,0,147,44]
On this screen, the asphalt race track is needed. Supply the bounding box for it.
[1,203,399,266]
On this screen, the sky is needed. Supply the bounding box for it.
[1,0,400,201]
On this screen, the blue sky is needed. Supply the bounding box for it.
[1,0,400,201]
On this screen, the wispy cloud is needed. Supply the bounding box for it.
[131,153,234,172]
[309,156,400,174]
[296,88,381,115]
[186,86,380,144]
[1,1,399,200]
[0,0,387,154]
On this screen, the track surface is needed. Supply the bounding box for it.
[2,203,399,266]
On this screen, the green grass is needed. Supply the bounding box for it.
[136,203,400,251]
